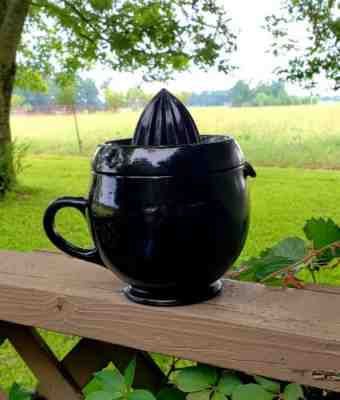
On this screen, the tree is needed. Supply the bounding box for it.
[253,92,272,107]
[188,90,231,106]
[228,80,316,107]
[0,0,237,194]
[56,82,82,153]
[14,77,102,112]
[125,87,152,110]
[104,89,126,112]
[14,84,53,111]
[0,1,29,194]
[265,0,340,90]
[251,81,289,106]
[76,77,101,110]
[174,91,192,105]
[11,94,25,108]
[229,81,252,106]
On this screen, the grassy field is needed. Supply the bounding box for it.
[11,103,340,169]
[1,104,340,393]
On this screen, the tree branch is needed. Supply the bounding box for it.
[61,0,107,42]
[0,0,31,64]
[62,0,91,24]
[32,0,107,45]
[31,0,98,45]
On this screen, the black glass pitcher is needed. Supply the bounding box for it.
[43,90,256,306]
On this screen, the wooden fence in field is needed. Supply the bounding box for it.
[11,105,102,115]
[1,251,340,399]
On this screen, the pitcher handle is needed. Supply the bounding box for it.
[43,196,102,265]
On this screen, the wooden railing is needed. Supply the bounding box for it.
[1,251,340,399]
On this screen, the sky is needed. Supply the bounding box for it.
[87,0,336,96]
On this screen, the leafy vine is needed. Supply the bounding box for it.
[228,218,340,289]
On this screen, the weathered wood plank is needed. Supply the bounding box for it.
[1,251,340,392]
[0,322,82,400]
[62,338,164,391]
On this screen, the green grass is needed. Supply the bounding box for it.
[11,103,340,169]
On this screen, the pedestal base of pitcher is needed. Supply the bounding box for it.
[123,280,223,306]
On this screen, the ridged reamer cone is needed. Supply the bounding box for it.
[132,89,200,146]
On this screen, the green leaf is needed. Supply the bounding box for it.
[255,256,292,281]
[304,218,340,247]
[128,389,157,400]
[264,237,306,260]
[254,376,280,393]
[237,237,306,282]
[15,66,48,92]
[232,384,275,400]
[9,384,32,400]
[124,357,136,388]
[171,55,189,70]
[174,365,218,392]
[211,392,226,400]
[157,387,186,400]
[95,369,126,393]
[84,377,104,396]
[304,218,340,260]
[238,254,292,282]
[284,383,304,400]
[186,391,212,400]
[90,0,113,11]
[86,391,120,400]
[216,373,242,395]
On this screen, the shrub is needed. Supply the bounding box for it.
[0,141,29,197]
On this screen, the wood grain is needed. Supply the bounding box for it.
[1,251,340,392]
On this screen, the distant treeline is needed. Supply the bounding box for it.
[187,80,319,107]
[13,77,337,114]
[12,77,192,114]
[320,95,340,102]
[12,77,190,113]
[189,90,231,106]
[12,77,103,113]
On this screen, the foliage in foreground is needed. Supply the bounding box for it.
[15,0,237,86]
[7,217,339,399]
[265,0,340,90]
[0,142,29,197]
[230,217,340,287]
[8,383,32,400]
[82,359,304,400]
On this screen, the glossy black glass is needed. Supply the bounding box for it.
[43,136,255,306]
[43,90,256,306]
[132,89,200,146]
